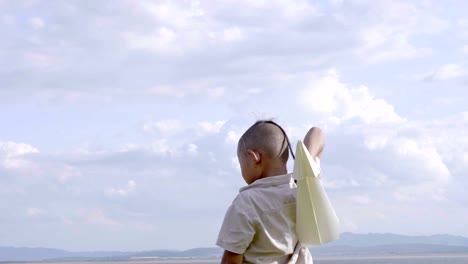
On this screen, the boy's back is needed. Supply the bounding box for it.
[217,121,321,264]
[217,173,313,263]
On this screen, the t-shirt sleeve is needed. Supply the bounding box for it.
[216,197,256,254]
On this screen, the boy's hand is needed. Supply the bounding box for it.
[303,127,325,160]
[221,250,243,264]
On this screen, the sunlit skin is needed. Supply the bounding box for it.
[221,127,325,264]
[237,145,288,185]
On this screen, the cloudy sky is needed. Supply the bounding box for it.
[1,0,467,252]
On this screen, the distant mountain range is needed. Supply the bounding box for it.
[2,233,468,262]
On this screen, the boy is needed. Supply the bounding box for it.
[217,120,324,264]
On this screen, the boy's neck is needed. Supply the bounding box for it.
[259,163,288,179]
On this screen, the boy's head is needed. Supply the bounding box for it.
[237,120,293,184]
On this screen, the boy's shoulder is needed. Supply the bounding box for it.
[232,174,296,216]
[235,175,290,200]
[240,174,294,192]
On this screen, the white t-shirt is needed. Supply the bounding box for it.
[216,174,313,264]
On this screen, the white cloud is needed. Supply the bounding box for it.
[106,180,136,197]
[416,63,468,81]
[26,207,45,217]
[0,0,453,106]
[337,1,447,63]
[355,32,431,63]
[216,0,317,26]
[197,120,226,134]
[119,143,140,153]
[0,141,39,157]
[143,119,182,134]
[356,121,455,203]
[86,209,123,228]
[463,45,468,54]
[364,135,389,151]
[130,221,155,231]
[0,141,39,169]
[123,27,178,54]
[1,14,15,25]
[187,143,198,156]
[121,1,240,55]
[1,0,468,251]
[430,64,466,80]
[225,130,240,145]
[0,109,465,249]
[137,1,204,29]
[61,216,74,225]
[323,178,360,190]
[151,139,172,155]
[140,118,232,158]
[350,194,373,205]
[394,183,448,202]
[146,86,226,100]
[222,27,245,42]
[146,86,186,98]
[206,87,225,99]
[395,139,450,183]
[341,219,359,232]
[298,70,403,124]
[58,165,81,182]
[23,52,55,67]
[459,19,468,38]
[29,17,44,29]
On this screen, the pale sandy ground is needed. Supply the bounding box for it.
[4,254,468,264]
[316,253,468,260]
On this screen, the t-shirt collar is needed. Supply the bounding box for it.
[239,173,293,193]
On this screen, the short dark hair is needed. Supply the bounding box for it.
[239,120,294,162]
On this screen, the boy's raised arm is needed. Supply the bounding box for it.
[303,127,325,160]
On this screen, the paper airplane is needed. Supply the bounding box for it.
[294,140,340,246]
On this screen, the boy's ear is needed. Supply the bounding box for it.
[247,149,261,164]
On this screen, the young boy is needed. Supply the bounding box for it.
[216,120,324,264]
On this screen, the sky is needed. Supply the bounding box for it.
[0,0,467,252]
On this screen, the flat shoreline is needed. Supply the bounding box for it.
[315,253,468,260]
[3,253,468,264]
